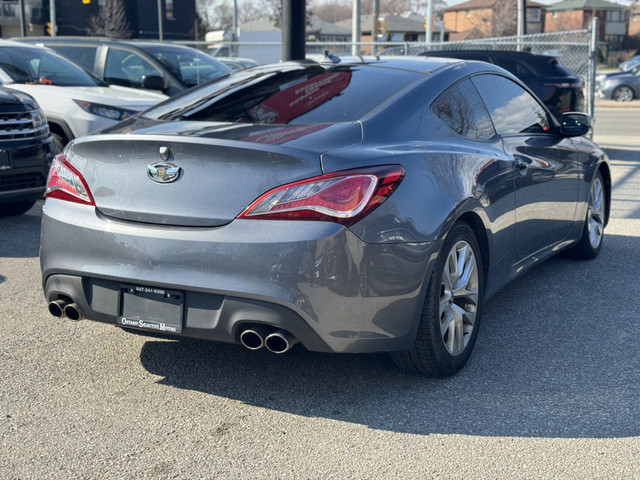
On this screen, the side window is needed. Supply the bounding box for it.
[431,78,496,141]
[472,74,550,135]
[104,48,162,88]
[51,46,97,72]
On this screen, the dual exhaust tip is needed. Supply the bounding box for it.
[48,299,83,321]
[49,300,294,353]
[240,326,297,354]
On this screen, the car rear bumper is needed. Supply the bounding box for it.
[40,199,434,353]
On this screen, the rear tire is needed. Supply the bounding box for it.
[564,171,606,259]
[0,200,36,216]
[391,221,484,377]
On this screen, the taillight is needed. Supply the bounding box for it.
[238,165,404,226]
[45,154,95,206]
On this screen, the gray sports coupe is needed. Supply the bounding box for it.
[41,56,610,377]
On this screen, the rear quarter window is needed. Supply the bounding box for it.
[49,45,97,72]
[431,78,496,141]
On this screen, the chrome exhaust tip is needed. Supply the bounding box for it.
[48,300,67,318]
[63,303,83,321]
[265,330,298,354]
[240,326,271,350]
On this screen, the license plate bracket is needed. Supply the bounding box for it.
[117,285,183,334]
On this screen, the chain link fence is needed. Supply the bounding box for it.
[182,22,597,120]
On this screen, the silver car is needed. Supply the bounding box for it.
[596,66,640,101]
[41,57,610,377]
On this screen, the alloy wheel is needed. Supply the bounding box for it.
[588,177,605,250]
[613,86,634,102]
[439,240,479,356]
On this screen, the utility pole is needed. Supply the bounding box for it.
[426,0,433,46]
[352,0,361,55]
[372,0,379,54]
[19,0,27,37]
[517,0,527,49]
[157,0,163,40]
[232,0,238,56]
[282,0,305,61]
[49,0,56,37]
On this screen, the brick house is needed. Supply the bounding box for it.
[443,0,545,40]
[545,0,628,51]
[629,4,640,44]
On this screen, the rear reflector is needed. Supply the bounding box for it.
[238,165,404,226]
[45,154,95,206]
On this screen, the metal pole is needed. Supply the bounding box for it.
[157,0,163,40]
[589,16,599,129]
[49,0,56,37]
[372,0,379,55]
[517,0,526,49]
[282,0,305,61]
[352,0,361,55]
[19,0,27,37]
[233,0,238,56]
[426,0,433,46]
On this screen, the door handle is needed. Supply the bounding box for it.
[513,158,528,169]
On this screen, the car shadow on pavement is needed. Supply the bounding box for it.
[0,201,42,258]
[140,232,640,439]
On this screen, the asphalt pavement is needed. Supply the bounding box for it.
[1,106,639,479]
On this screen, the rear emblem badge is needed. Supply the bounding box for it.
[148,162,181,183]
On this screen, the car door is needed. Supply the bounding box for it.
[472,73,579,262]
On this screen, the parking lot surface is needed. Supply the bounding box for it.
[1,107,639,479]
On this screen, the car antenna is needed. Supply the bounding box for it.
[320,50,341,68]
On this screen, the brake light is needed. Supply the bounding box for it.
[45,154,95,206]
[543,82,582,88]
[238,165,404,226]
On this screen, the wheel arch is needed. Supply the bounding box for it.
[455,210,490,280]
[597,161,612,227]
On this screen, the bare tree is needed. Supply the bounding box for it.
[89,0,132,38]
[469,0,517,38]
[197,0,234,31]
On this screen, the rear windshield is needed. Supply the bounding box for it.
[144,64,422,124]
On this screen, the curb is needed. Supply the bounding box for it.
[594,100,640,109]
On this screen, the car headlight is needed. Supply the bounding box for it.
[73,100,137,120]
[30,108,50,135]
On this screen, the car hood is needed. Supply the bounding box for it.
[0,86,38,110]
[6,84,167,109]
[600,71,634,81]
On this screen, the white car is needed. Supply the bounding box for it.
[0,40,167,151]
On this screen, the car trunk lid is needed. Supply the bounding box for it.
[65,120,362,227]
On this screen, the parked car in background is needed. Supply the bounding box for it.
[0,87,54,216]
[620,55,640,72]
[40,56,609,377]
[16,38,232,96]
[0,41,167,151]
[596,65,640,101]
[419,50,585,120]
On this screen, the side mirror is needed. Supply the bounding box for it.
[560,112,591,137]
[141,75,167,92]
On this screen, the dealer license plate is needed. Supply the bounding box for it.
[117,285,183,334]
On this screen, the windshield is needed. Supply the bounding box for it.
[0,46,105,86]
[137,45,232,87]
[144,64,422,124]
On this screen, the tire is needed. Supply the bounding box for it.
[391,221,484,377]
[0,200,36,216]
[564,171,606,259]
[52,133,65,154]
[612,85,634,102]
